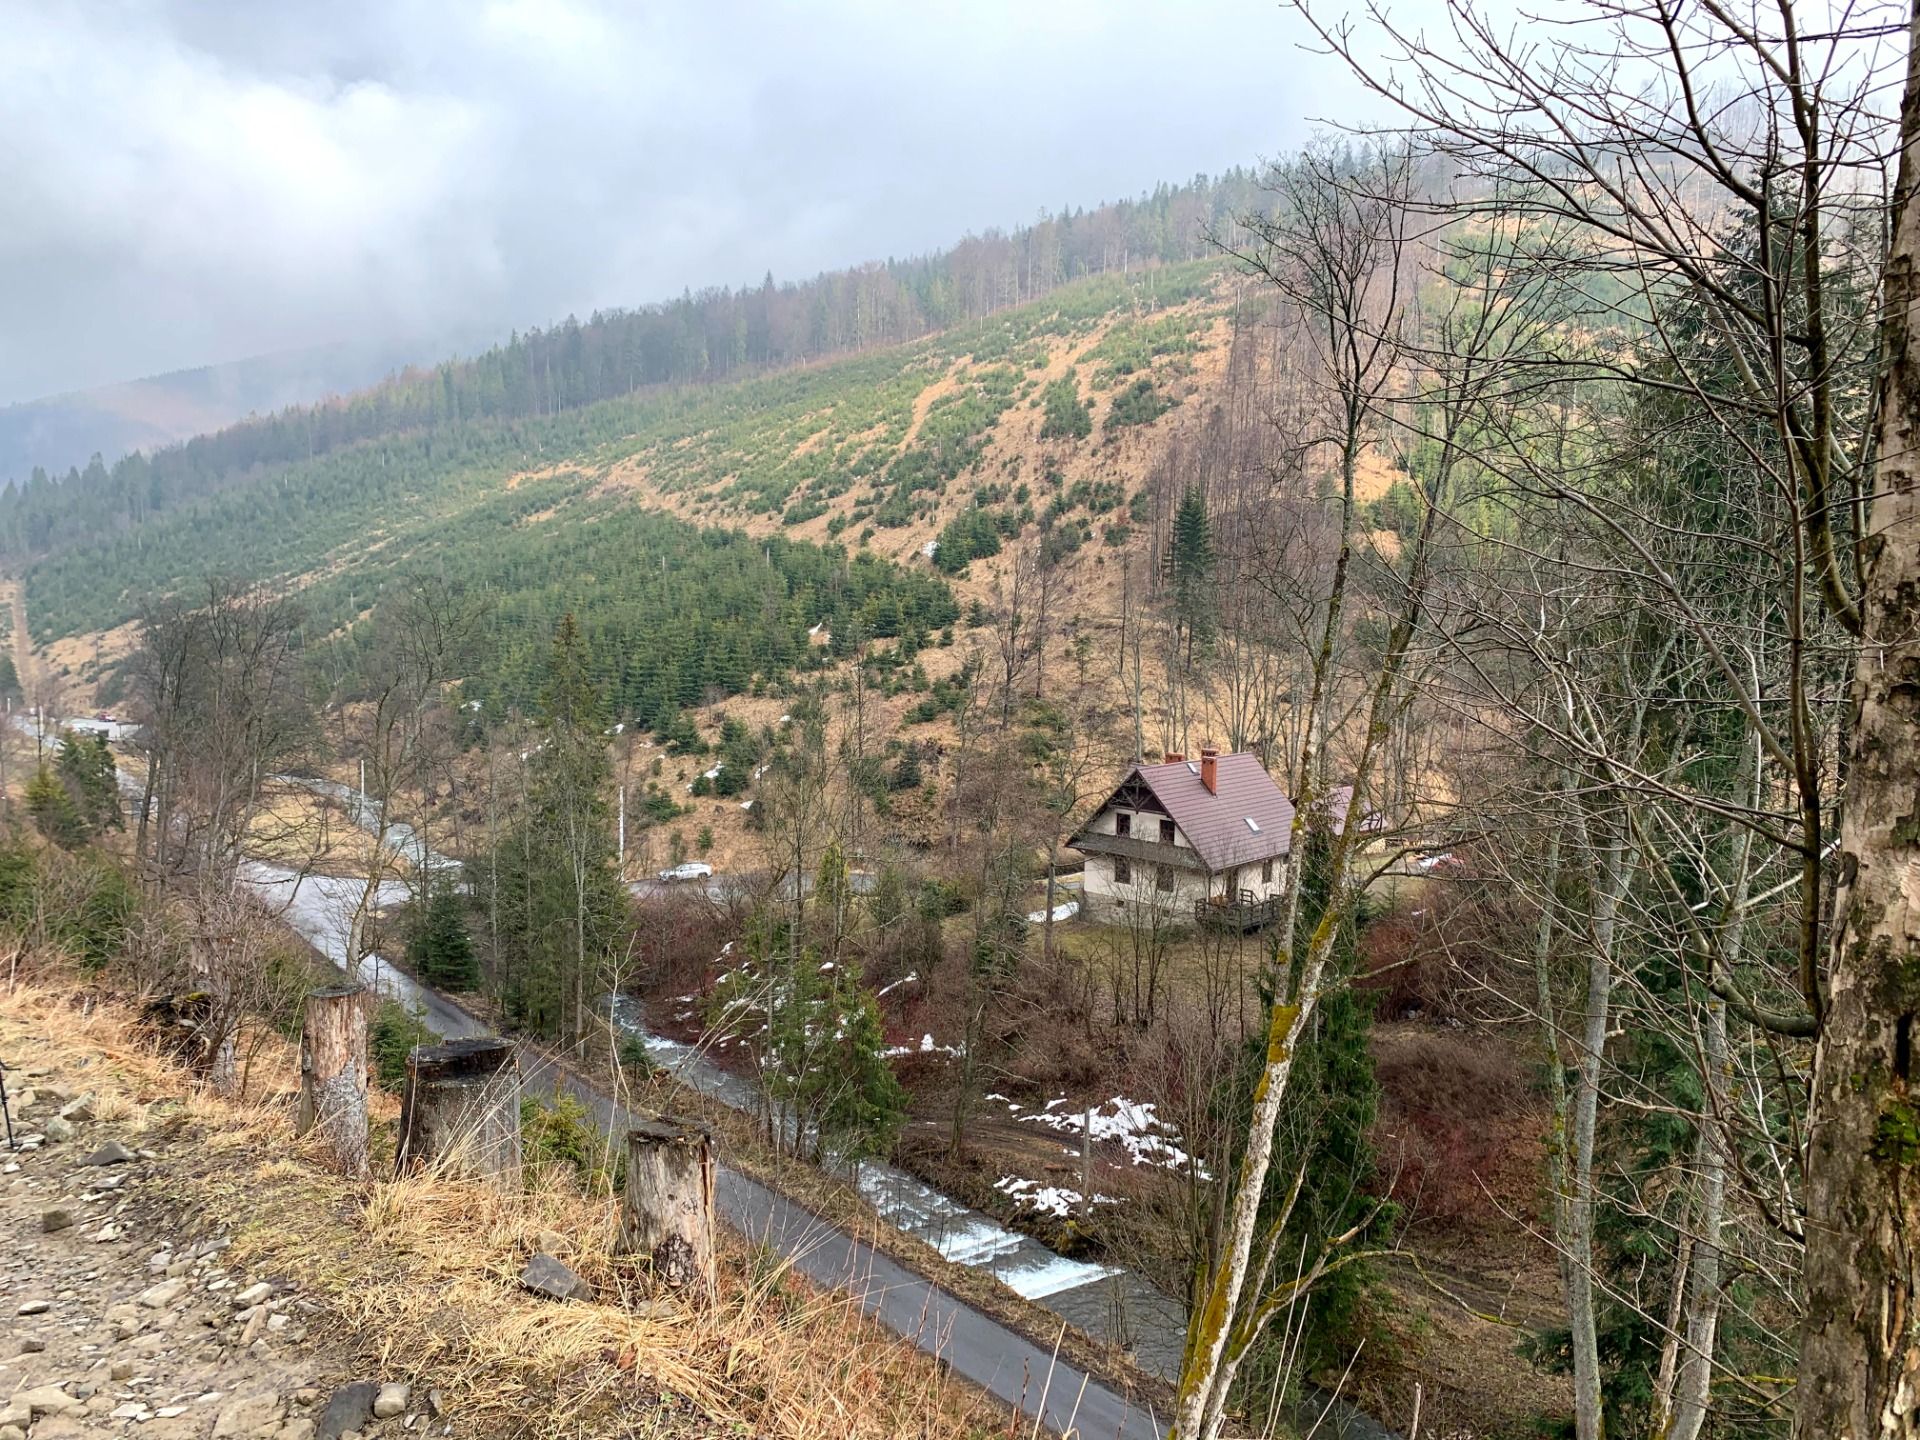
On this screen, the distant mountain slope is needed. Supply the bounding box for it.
[22,259,1244,721]
[0,336,468,486]
[0,173,1263,561]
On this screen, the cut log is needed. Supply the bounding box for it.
[395,1037,521,1189]
[619,1118,715,1298]
[295,982,371,1177]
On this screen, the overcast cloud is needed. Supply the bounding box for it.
[0,0,1386,405]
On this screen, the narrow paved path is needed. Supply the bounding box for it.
[378,980,1167,1437]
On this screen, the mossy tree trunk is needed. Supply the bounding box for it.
[1797,16,1920,1434]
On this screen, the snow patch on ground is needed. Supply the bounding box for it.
[1019,1097,1208,1177]
[1026,900,1079,924]
[994,1176,1117,1218]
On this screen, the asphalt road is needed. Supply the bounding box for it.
[516,1051,1168,1440]
[274,906,1169,1438]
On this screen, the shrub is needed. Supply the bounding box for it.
[521,1092,622,1194]
[1038,375,1093,441]
[369,1001,440,1093]
[1106,379,1174,430]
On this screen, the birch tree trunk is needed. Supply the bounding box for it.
[1796,16,1920,1433]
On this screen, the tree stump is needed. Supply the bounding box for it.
[395,1037,522,1189]
[619,1118,715,1298]
[295,982,371,1177]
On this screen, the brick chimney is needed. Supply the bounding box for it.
[1201,746,1219,795]
[1164,751,1185,764]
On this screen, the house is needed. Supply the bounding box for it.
[1069,748,1296,928]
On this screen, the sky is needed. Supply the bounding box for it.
[0,0,1388,405]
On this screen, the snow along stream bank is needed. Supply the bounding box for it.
[244,774,1395,1437]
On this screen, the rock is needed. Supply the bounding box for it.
[0,1426,21,1440]
[239,1307,267,1345]
[371,1384,409,1419]
[292,1389,318,1408]
[16,1384,81,1418]
[138,1278,186,1308]
[15,1333,45,1353]
[535,1228,569,1255]
[39,1205,75,1233]
[233,1281,274,1307]
[315,1382,377,1440]
[14,1301,49,1316]
[280,1422,316,1440]
[42,1116,74,1144]
[81,1140,135,1166]
[12,1088,34,1109]
[57,1095,94,1122]
[105,1302,145,1338]
[212,1392,282,1437]
[519,1252,591,1302]
[267,1313,289,1331]
[109,1359,134,1381]
[147,1250,173,1272]
[425,1390,444,1417]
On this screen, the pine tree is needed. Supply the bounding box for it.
[492,615,627,1037]
[1165,483,1215,662]
[56,732,120,835]
[26,765,86,850]
[408,886,479,990]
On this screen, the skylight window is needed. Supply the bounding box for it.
[1245,817,1261,833]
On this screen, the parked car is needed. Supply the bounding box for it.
[658,861,714,883]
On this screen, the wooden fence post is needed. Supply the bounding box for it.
[296,982,371,1178]
[395,1037,522,1189]
[619,1118,715,1298]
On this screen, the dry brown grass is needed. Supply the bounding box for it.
[0,969,1009,1440]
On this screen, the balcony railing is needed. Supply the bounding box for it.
[1068,831,1210,872]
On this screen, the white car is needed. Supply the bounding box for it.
[658,862,714,883]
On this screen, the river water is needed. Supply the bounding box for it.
[244,776,1392,1437]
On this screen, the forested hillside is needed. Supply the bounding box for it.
[0,172,1261,561]
[24,253,1232,729]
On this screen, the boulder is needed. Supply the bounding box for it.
[211,1392,282,1438]
[315,1382,377,1440]
[519,1252,591,1302]
[137,1279,186,1309]
[39,1207,73,1234]
[81,1140,135,1166]
[371,1383,409,1419]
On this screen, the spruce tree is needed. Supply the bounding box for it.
[408,886,478,989]
[1165,483,1215,662]
[492,615,627,1036]
[56,732,120,835]
[26,765,86,850]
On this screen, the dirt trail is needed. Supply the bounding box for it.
[2,575,35,696]
[0,1029,347,1440]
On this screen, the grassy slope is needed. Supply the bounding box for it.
[26,260,1225,656]
[0,969,1007,1440]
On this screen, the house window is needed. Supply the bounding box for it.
[1159,818,1176,845]
[1113,856,1132,885]
[1155,864,1174,892]
[1115,811,1131,838]
[1261,859,1274,885]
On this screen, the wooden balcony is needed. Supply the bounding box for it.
[1067,831,1210,872]
[1195,890,1282,933]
